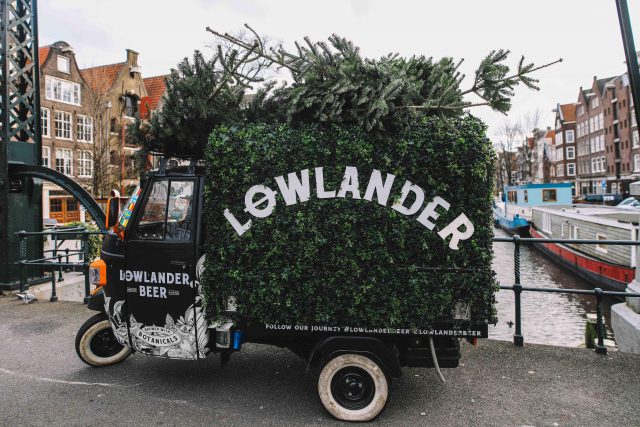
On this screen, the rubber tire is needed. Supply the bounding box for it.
[318,354,389,422]
[75,312,131,367]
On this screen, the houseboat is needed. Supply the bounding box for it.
[494,183,573,235]
[530,205,640,291]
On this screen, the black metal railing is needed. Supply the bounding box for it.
[15,227,106,303]
[494,235,640,355]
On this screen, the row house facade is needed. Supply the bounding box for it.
[39,41,95,223]
[551,103,577,194]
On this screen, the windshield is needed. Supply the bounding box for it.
[117,185,141,230]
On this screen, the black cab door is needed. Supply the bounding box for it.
[123,176,205,359]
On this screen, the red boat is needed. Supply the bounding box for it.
[530,205,638,292]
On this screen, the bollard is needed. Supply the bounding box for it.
[594,288,607,355]
[50,265,58,302]
[57,254,64,282]
[513,234,524,347]
[64,248,70,272]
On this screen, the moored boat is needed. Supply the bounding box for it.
[494,183,573,236]
[530,205,639,291]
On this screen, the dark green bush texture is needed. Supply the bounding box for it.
[204,115,496,328]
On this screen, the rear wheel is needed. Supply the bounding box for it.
[75,312,131,367]
[318,354,389,421]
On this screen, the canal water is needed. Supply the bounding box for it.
[490,227,620,347]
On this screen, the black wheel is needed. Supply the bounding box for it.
[75,312,131,367]
[318,354,389,421]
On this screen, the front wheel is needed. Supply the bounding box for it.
[75,312,131,367]
[318,354,389,421]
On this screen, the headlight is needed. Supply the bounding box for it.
[89,259,106,286]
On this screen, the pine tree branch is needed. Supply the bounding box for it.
[461,57,562,96]
[407,102,491,110]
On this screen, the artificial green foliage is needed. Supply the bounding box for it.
[203,116,497,327]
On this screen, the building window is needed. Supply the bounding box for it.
[76,115,93,142]
[566,146,575,159]
[78,151,93,178]
[54,111,72,140]
[543,189,557,202]
[556,147,564,161]
[556,164,564,177]
[592,98,599,108]
[45,76,81,106]
[41,108,50,137]
[57,55,70,73]
[565,130,575,144]
[567,163,576,176]
[578,105,584,116]
[596,234,608,253]
[633,130,639,148]
[55,148,73,176]
[635,154,640,172]
[556,132,563,145]
[42,146,50,168]
[123,95,138,118]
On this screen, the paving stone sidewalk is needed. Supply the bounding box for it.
[0,296,639,426]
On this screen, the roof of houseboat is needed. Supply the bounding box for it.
[533,204,640,228]
[504,183,574,191]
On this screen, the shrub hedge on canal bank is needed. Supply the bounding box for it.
[203,116,497,328]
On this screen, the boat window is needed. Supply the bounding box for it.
[570,225,579,240]
[542,213,552,234]
[137,180,169,239]
[523,190,528,203]
[508,191,517,203]
[542,189,557,202]
[596,234,608,253]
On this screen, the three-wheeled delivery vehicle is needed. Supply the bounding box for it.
[76,163,489,421]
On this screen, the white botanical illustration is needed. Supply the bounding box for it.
[125,255,209,360]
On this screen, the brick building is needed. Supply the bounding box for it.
[552,103,577,193]
[575,77,610,196]
[81,49,148,195]
[39,41,94,223]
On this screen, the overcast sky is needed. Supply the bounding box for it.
[39,0,640,141]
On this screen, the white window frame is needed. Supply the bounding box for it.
[566,146,575,160]
[635,154,640,172]
[76,115,93,143]
[78,150,93,178]
[556,147,564,161]
[54,111,73,140]
[566,129,575,143]
[45,76,81,106]
[570,225,579,240]
[567,163,576,176]
[556,164,564,177]
[42,146,50,168]
[556,131,563,145]
[41,107,50,138]
[596,233,608,253]
[57,55,70,73]
[55,148,73,176]
[633,130,639,148]
[592,98,599,108]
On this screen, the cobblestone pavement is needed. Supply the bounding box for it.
[1,296,639,426]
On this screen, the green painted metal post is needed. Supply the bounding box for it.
[513,234,524,347]
[83,234,90,304]
[594,288,607,355]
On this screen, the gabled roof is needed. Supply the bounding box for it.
[38,46,51,67]
[544,129,556,141]
[142,75,168,111]
[595,76,616,95]
[559,103,576,123]
[80,62,124,93]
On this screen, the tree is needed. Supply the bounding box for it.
[84,89,115,197]
[495,119,522,189]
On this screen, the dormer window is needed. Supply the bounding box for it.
[57,55,70,73]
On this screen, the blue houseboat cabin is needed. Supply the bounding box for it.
[494,183,573,235]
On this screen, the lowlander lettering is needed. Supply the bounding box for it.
[119,270,190,286]
[223,166,474,250]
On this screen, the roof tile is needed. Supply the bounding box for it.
[142,75,168,111]
[80,62,124,93]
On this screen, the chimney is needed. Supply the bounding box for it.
[126,49,139,66]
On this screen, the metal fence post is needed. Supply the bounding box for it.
[50,264,58,302]
[57,254,64,282]
[513,234,524,347]
[594,288,607,355]
[18,231,26,293]
[83,233,90,304]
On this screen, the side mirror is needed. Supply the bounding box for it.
[106,197,120,228]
